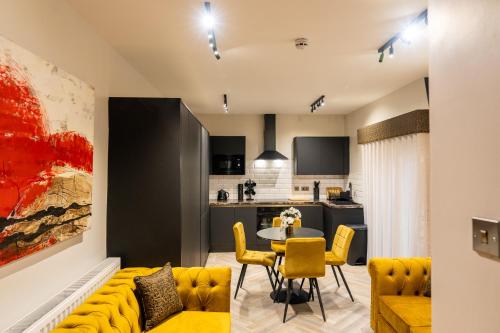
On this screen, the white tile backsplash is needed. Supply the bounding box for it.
[210,160,347,200]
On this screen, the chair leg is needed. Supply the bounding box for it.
[331,265,340,287]
[313,278,326,321]
[234,264,247,299]
[274,276,285,303]
[299,278,305,294]
[308,278,315,301]
[283,279,292,323]
[240,264,248,289]
[265,266,276,295]
[336,266,354,302]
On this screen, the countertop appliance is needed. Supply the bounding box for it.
[217,189,229,201]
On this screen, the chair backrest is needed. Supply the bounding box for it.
[233,222,247,261]
[272,216,302,228]
[331,225,355,261]
[284,238,326,278]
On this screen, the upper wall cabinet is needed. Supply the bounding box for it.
[293,137,350,175]
[210,136,246,175]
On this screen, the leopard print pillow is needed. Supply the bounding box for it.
[134,263,183,330]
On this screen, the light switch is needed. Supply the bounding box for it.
[473,217,500,257]
[480,229,488,244]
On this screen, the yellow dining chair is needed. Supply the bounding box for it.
[275,237,326,322]
[233,222,278,299]
[327,225,355,302]
[271,217,301,267]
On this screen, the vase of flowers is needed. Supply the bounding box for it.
[280,207,302,235]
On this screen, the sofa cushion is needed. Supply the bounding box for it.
[148,311,230,333]
[134,264,183,330]
[379,296,431,333]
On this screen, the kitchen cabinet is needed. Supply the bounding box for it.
[299,205,324,231]
[200,127,210,266]
[210,136,246,175]
[107,98,209,267]
[323,206,364,250]
[210,207,236,252]
[293,137,349,175]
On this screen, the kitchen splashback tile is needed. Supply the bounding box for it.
[209,160,347,200]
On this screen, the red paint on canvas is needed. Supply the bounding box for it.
[0,64,93,218]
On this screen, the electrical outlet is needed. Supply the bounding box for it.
[301,186,309,191]
[294,186,300,191]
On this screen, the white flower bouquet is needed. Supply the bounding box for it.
[280,207,302,228]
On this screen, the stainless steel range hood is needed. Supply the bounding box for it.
[256,114,288,160]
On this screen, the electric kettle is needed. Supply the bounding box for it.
[217,189,230,201]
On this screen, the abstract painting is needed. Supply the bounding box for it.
[0,36,94,266]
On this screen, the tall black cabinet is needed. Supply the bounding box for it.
[107,98,209,268]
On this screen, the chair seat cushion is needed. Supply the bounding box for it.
[239,250,276,266]
[325,252,345,265]
[149,311,230,333]
[271,241,286,254]
[379,296,431,333]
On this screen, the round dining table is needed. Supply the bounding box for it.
[256,227,324,304]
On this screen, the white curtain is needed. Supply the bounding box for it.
[362,133,430,258]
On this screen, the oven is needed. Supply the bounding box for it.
[211,154,245,175]
[257,206,285,239]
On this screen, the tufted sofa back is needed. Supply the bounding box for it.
[52,266,231,333]
[368,257,431,330]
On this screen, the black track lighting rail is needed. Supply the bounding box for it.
[310,95,325,113]
[377,9,428,63]
[204,2,220,60]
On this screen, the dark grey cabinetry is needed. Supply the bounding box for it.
[200,127,210,266]
[323,206,364,250]
[294,137,349,175]
[210,207,236,252]
[299,205,323,231]
[107,98,209,268]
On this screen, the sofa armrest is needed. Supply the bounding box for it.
[173,267,231,313]
[368,258,431,331]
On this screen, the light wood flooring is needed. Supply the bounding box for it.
[205,252,372,333]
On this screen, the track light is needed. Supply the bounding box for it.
[377,9,427,63]
[310,95,326,113]
[378,52,384,63]
[223,94,228,112]
[203,2,221,60]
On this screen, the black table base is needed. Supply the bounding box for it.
[270,281,311,304]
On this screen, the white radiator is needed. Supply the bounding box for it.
[5,257,121,333]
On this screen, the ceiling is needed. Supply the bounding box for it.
[68,0,428,115]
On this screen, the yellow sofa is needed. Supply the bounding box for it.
[368,258,431,333]
[52,266,231,333]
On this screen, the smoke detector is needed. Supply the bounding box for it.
[295,37,309,50]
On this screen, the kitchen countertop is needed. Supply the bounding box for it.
[209,199,363,209]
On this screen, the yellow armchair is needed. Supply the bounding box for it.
[52,267,231,333]
[368,258,431,333]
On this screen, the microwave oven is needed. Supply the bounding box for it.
[212,154,245,175]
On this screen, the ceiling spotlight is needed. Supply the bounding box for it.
[400,24,419,43]
[203,2,221,60]
[377,9,427,63]
[310,95,326,113]
[378,52,384,63]
[223,94,228,112]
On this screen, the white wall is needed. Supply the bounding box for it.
[0,1,160,330]
[197,114,347,199]
[345,78,429,203]
[429,1,500,331]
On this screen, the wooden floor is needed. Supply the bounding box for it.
[206,252,372,333]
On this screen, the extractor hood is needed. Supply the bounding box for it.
[256,114,288,160]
